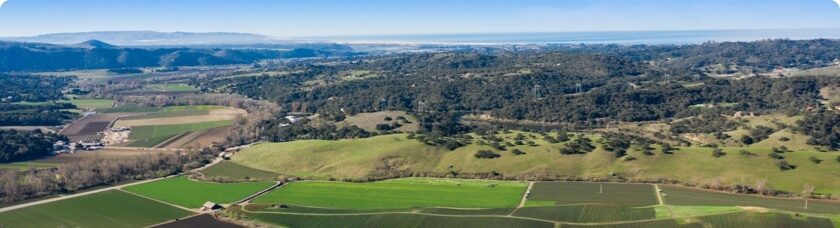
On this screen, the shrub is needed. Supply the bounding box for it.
[741,135,755,145]
[661,143,675,154]
[809,156,822,164]
[712,149,727,158]
[769,152,785,160]
[739,150,757,157]
[512,149,526,155]
[779,137,790,142]
[776,160,796,171]
[475,150,501,159]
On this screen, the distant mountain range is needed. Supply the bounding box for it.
[0,39,358,72]
[0,31,295,46]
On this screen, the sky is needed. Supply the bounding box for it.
[0,0,840,38]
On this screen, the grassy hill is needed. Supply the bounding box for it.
[232,132,840,195]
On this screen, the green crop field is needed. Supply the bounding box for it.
[67,99,115,110]
[123,176,274,208]
[231,132,840,194]
[121,109,210,120]
[101,104,223,113]
[200,161,281,180]
[252,178,527,209]
[0,161,57,171]
[527,182,659,207]
[0,190,191,228]
[127,120,233,147]
[244,212,555,228]
[660,185,840,215]
[512,205,655,223]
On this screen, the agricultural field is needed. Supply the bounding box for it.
[146,83,200,92]
[199,161,281,181]
[123,176,275,208]
[0,190,192,228]
[0,161,56,171]
[526,182,659,207]
[660,185,840,215]
[114,107,243,127]
[559,212,833,228]
[67,98,116,110]
[100,104,223,113]
[155,126,232,149]
[152,214,241,228]
[242,212,555,228]
[230,132,840,194]
[511,204,656,223]
[126,120,234,147]
[236,179,840,227]
[59,113,139,142]
[253,178,527,209]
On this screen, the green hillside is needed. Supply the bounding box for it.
[232,133,840,195]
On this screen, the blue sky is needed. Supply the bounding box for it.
[1,0,839,37]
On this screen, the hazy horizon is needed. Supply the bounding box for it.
[1,0,840,38]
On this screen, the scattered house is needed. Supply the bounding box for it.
[201,201,223,211]
[834,104,840,111]
[53,141,71,154]
[284,115,301,123]
[77,141,105,151]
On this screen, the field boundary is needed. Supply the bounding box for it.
[654,184,664,205]
[243,205,839,226]
[154,132,190,148]
[234,181,284,205]
[118,189,196,212]
[241,207,561,225]
[508,181,534,216]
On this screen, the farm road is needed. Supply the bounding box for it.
[0,176,171,213]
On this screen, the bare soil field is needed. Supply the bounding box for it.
[156,126,231,149]
[152,214,242,228]
[60,113,140,141]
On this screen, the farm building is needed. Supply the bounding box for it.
[201,201,223,211]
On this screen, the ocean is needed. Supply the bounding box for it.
[309,29,840,45]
